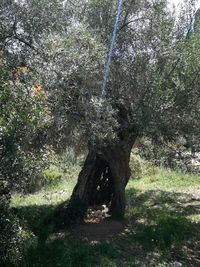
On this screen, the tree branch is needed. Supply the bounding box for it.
[13,35,35,50]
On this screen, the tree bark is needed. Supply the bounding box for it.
[70,131,136,219]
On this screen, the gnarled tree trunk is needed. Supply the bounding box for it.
[70,131,136,219]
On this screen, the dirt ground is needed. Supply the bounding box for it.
[71,207,129,243]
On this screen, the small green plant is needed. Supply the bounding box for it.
[43,165,63,187]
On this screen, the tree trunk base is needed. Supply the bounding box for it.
[67,140,133,222]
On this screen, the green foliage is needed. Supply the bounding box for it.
[42,150,82,188]
[0,56,50,193]
[0,52,49,265]
[0,190,37,266]
[130,153,157,179]
[1,0,199,147]
[43,165,63,187]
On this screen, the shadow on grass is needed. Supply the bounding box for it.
[15,202,119,267]
[13,188,200,267]
[14,200,70,244]
[125,188,200,265]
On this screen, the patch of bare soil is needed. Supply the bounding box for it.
[70,206,129,243]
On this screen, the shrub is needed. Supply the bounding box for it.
[42,150,82,188]
[0,182,37,266]
[130,153,157,179]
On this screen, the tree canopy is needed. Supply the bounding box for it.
[1,0,199,148]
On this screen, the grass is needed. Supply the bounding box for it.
[12,179,74,207]
[128,167,200,194]
[11,165,200,267]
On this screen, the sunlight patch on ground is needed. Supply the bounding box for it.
[11,180,74,207]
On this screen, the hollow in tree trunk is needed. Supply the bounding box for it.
[69,132,136,220]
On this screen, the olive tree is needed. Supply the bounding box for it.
[1,0,200,218]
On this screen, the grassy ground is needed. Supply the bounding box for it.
[11,166,200,267]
